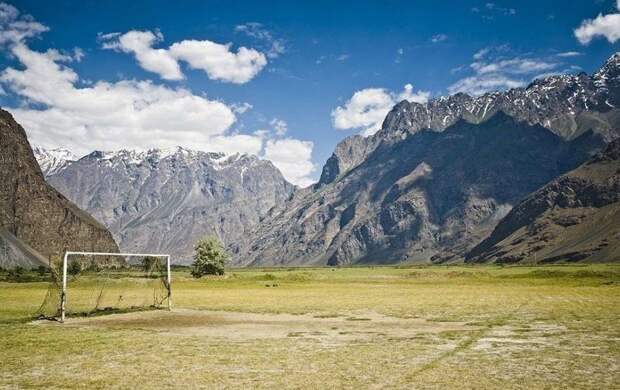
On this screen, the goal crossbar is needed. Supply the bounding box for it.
[61,251,172,322]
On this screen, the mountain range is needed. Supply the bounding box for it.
[234,53,620,266]
[29,53,620,267]
[36,147,294,263]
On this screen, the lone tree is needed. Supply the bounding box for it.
[191,236,228,278]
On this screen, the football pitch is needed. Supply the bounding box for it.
[1,265,619,389]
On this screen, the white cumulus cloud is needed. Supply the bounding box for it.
[169,39,266,84]
[1,43,240,155]
[100,29,267,84]
[331,84,430,136]
[1,42,314,184]
[574,1,620,45]
[263,138,316,188]
[103,30,183,80]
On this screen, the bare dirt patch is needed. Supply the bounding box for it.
[472,322,568,353]
[37,308,478,344]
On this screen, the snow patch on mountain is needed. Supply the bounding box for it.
[32,146,78,176]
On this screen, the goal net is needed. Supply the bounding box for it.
[37,252,171,321]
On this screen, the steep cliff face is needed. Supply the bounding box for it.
[0,109,119,266]
[467,139,620,264]
[40,147,294,263]
[237,54,620,266]
[316,134,383,188]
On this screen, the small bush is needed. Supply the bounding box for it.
[7,266,24,281]
[191,236,229,278]
[36,265,47,276]
[68,260,82,277]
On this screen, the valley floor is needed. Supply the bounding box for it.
[1,265,619,389]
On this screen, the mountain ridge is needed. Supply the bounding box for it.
[38,145,295,263]
[317,53,620,188]
[236,111,606,266]
[236,53,620,266]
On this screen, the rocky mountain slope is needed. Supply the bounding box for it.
[466,139,620,264]
[39,147,294,263]
[236,53,620,266]
[237,113,605,266]
[316,53,620,189]
[0,109,119,268]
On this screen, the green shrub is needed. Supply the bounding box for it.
[191,236,229,278]
[68,260,82,277]
[36,265,47,276]
[7,266,24,281]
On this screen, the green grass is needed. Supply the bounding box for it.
[0,264,619,388]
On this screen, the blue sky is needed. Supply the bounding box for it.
[0,1,619,185]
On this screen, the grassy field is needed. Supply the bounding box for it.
[0,264,619,389]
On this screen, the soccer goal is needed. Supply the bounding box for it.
[38,251,172,322]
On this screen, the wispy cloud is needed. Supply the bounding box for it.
[394,48,404,64]
[0,2,48,44]
[448,46,566,96]
[269,118,288,136]
[234,22,286,59]
[431,34,448,43]
[231,102,253,114]
[556,51,582,57]
[471,2,516,20]
[471,58,558,75]
[449,75,524,96]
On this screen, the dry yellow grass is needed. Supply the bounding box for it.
[0,264,619,389]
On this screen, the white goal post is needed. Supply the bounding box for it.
[60,251,172,322]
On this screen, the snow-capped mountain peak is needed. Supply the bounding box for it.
[41,144,295,263]
[33,146,78,176]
